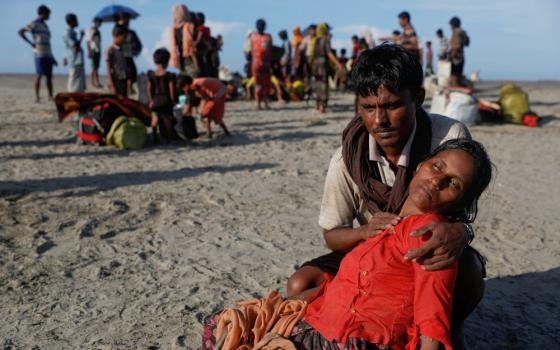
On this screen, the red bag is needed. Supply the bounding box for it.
[522,113,540,128]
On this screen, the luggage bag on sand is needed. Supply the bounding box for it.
[499,83,529,124]
[173,107,199,140]
[76,102,122,145]
[106,116,147,150]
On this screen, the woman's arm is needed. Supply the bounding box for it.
[323,212,401,251]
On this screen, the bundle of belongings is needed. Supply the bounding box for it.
[430,83,540,128]
[55,93,153,149]
[478,83,540,127]
[430,86,480,126]
[202,291,307,350]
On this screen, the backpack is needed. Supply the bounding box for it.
[106,116,147,150]
[130,30,143,57]
[75,102,129,145]
[76,103,110,145]
[173,107,199,140]
[462,30,470,47]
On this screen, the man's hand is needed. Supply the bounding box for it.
[404,221,467,271]
[359,212,401,240]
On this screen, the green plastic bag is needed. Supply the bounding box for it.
[499,83,529,124]
[106,116,147,150]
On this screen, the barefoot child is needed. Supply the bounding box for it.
[147,48,176,142]
[179,75,231,138]
[203,138,493,350]
[106,26,128,97]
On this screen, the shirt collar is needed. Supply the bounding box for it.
[368,117,418,167]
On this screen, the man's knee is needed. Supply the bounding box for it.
[452,246,486,324]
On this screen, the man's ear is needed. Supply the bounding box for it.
[415,88,426,108]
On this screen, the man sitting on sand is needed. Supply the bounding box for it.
[18,5,58,102]
[286,44,486,347]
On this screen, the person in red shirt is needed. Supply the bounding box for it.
[290,138,493,350]
[180,75,231,138]
[250,18,273,110]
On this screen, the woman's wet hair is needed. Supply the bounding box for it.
[349,44,423,97]
[422,138,494,223]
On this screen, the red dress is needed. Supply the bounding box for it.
[304,214,457,350]
[192,78,227,124]
[250,32,272,100]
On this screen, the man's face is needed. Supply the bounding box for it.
[399,17,407,28]
[357,85,423,150]
[40,11,50,20]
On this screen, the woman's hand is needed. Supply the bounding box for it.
[405,221,467,271]
[359,212,401,240]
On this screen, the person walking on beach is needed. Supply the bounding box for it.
[449,17,470,87]
[425,41,434,75]
[18,5,58,102]
[278,30,292,83]
[106,26,128,97]
[180,75,231,139]
[436,28,450,61]
[250,19,273,110]
[299,23,342,113]
[286,44,485,348]
[87,18,103,88]
[170,4,199,77]
[63,13,86,93]
[398,11,421,63]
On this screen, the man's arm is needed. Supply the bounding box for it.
[405,221,469,271]
[18,27,35,48]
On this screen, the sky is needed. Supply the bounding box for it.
[1,0,559,80]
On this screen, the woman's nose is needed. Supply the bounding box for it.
[431,176,445,190]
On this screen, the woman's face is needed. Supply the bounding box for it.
[408,149,476,215]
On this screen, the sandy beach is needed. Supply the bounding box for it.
[0,74,559,349]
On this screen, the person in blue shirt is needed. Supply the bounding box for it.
[18,5,58,102]
[63,13,86,92]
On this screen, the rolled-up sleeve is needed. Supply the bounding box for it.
[318,147,359,231]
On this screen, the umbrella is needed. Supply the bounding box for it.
[95,4,139,22]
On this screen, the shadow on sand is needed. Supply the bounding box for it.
[465,267,560,349]
[0,162,276,198]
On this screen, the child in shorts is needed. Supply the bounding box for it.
[147,48,176,142]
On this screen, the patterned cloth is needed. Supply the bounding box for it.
[290,321,387,350]
[310,37,331,106]
[26,18,52,57]
[68,65,86,92]
[106,45,128,81]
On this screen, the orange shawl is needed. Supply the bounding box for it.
[215,291,306,350]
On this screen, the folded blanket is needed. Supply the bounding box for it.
[215,291,306,350]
